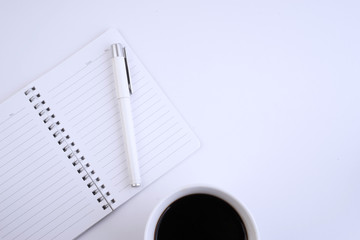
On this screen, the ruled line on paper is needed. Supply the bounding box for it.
[137,124,181,153]
[1,179,75,239]
[0,107,26,128]
[103,117,180,180]
[0,132,42,169]
[138,122,178,146]
[140,134,189,168]
[137,110,170,130]
[115,137,192,191]
[71,97,114,125]
[63,76,113,116]
[135,115,175,139]
[0,126,38,152]
[0,186,76,231]
[141,139,192,175]
[130,70,141,79]
[99,144,124,164]
[0,123,40,151]
[0,187,77,234]
[8,196,87,240]
[132,95,159,113]
[107,160,126,177]
[129,63,136,71]
[0,151,58,195]
[87,129,120,150]
[86,124,119,148]
[135,110,170,134]
[100,143,125,165]
[140,135,190,172]
[131,75,145,87]
[21,30,201,223]
[48,65,89,94]
[35,202,91,240]
[55,66,112,106]
[0,30,200,240]
[138,129,183,160]
[102,150,125,169]
[109,162,126,179]
[103,147,125,167]
[131,89,154,105]
[49,209,95,240]
[49,53,109,95]
[0,112,32,143]
[0,120,33,145]
[131,94,157,112]
[90,134,122,159]
[0,178,75,224]
[94,49,111,62]
[79,112,118,140]
[133,105,165,122]
[90,122,121,154]
[113,132,188,188]
[131,81,149,94]
[131,75,144,86]
[71,96,115,129]
[73,95,116,124]
[50,54,111,102]
[133,91,163,112]
[0,169,68,209]
[0,149,53,189]
[111,170,128,185]
[3,141,50,175]
[58,65,112,106]
[80,101,179,182]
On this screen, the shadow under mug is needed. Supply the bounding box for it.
[144,186,258,240]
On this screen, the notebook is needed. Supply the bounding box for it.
[0,29,200,240]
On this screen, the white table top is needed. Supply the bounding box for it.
[1,1,359,239]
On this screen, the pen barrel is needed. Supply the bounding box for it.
[112,57,130,98]
[118,98,141,186]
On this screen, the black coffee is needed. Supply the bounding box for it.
[155,194,247,240]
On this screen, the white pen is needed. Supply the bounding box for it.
[111,43,141,187]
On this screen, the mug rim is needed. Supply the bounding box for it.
[144,185,258,240]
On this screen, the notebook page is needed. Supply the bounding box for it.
[35,29,200,207]
[0,92,110,240]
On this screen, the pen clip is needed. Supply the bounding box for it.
[122,47,133,95]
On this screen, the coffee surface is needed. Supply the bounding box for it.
[155,194,247,240]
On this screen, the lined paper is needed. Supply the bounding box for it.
[0,29,200,239]
[38,29,200,206]
[0,95,109,240]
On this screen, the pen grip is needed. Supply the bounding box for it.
[118,98,141,186]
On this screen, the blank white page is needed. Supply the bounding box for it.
[36,29,200,207]
[0,91,111,240]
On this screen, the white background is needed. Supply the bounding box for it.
[1,1,359,239]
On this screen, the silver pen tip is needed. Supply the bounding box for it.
[111,43,125,58]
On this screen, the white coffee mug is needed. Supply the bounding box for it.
[144,185,258,240]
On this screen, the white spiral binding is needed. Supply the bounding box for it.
[25,86,116,209]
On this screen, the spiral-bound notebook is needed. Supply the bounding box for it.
[0,29,200,239]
